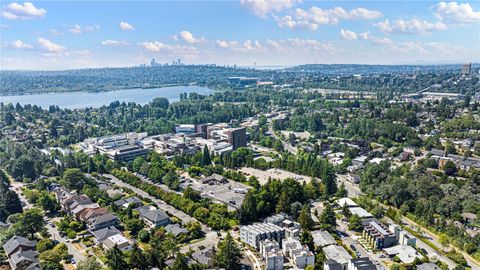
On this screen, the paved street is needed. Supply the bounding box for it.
[103,173,221,253]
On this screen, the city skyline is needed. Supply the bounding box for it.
[1,0,480,70]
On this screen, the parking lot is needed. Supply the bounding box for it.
[239,167,311,185]
[189,179,251,210]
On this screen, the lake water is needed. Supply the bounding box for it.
[0,86,214,109]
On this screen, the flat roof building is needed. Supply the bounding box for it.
[363,221,397,250]
[240,223,285,250]
[312,230,337,248]
[322,245,353,267]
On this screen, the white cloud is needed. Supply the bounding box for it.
[340,29,357,40]
[1,24,10,29]
[358,31,370,40]
[375,19,447,35]
[69,24,100,35]
[140,41,165,52]
[101,40,129,46]
[241,0,301,18]
[276,6,382,30]
[49,29,63,36]
[433,2,480,24]
[120,21,135,31]
[6,40,33,49]
[179,31,205,44]
[216,40,239,49]
[1,2,46,20]
[37,37,66,53]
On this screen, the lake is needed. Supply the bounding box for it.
[0,86,214,109]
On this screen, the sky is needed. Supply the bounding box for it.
[1,0,479,70]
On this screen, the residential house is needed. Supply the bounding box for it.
[102,234,133,251]
[2,236,39,270]
[136,206,170,228]
[87,213,119,232]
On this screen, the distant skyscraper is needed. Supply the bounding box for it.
[150,58,157,67]
[461,63,471,75]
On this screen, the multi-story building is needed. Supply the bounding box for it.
[265,249,284,270]
[227,127,247,150]
[240,223,285,250]
[347,258,376,270]
[322,245,353,269]
[461,63,471,75]
[363,221,397,249]
[282,237,314,269]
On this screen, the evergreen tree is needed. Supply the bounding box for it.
[106,245,128,270]
[319,204,336,232]
[348,214,363,231]
[213,233,242,270]
[202,145,211,166]
[239,191,257,223]
[172,253,189,270]
[129,243,148,270]
[298,205,314,231]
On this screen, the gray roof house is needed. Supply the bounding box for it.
[136,206,170,228]
[87,213,119,231]
[164,224,188,237]
[8,250,39,270]
[91,226,122,243]
[3,236,36,257]
[113,197,142,208]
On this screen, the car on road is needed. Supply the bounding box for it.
[70,258,76,264]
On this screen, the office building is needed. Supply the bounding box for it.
[461,63,471,75]
[240,223,285,250]
[265,249,284,270]
[227,127,247,150]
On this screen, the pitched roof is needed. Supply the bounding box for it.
[88,213,118,225]
[142,209,169,223]
[164,224,188,237]
[91,226,121,242]
[3,236,36,256]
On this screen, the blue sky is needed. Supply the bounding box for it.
[1,0,479,70]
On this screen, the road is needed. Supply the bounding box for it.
[401,216,479,269]
[336,174,362,197]
[337,219,387,270]
[268,124,298,155]
[103,173,221,253]
[334,176,466,269]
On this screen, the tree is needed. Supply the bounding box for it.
[129,243,148,270]
[335,183,347,197]
[15,208,44,238]
[36,238,55,252]
[239,191,257,223]
[439,234,450,252]
[63,168,85,191]
[213,233,242,270]
[172,253,189,270]
[298,205,314,231]
[38,192,56,212]
[106,245,128,270]
[147,236,166,269]
[348,214,363,231]
[318,204,336,232]
[443,161,457,176]
[202,145,211,166]
[132,157,145,172]
[341,204,351,219]
[77,257,102,270]
[4,190,22,217]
